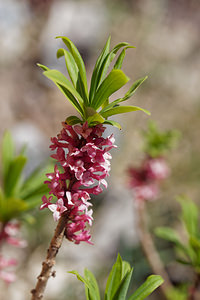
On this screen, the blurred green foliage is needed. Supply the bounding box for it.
[0,131,52,223]
[143,121,180,158]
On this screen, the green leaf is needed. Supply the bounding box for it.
[105,254,123,300]
[114,46,134,70]
[122,76,148,101]
[112,268,133,300]
[69,270,90,289]
[100,76,147,114]
[87,113,105,125]
[4,156,27,197]
[177,196,198,237]
[103,120,122,130]
[65,116,83,125]
[97,42,130,89]
[37,63,49,71]
[89,36,111,103]
[114,49,126,70]
[57,48,78,88]
[56,36,89,103]
[101,105,150,118]
[2,131,14,180]
[92,70,129,110]
[128,275,164,300]
[84,269,101,300]
[122,261,132,279]
[43,69,85,117]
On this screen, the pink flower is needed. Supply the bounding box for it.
[40,195,53,210]
[48,199,67,221]
[41,122,116,244]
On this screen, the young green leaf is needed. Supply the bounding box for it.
[87,113,105,125]
[103,120,122,130]
[56,36,89,103]
[128,275,164,300]
[92,70,129,110]
[2,131,14,180]
[84,269,101,300]
[105,254,123,300]
[65,116,83,125]
[101,105,150,118]
[68,270,90,288]
[43,69,85,117]
[57,48,79,88]
[112,268,133,300]
[89,36,111,103]
[122,77,148,101]
[37,63,49,71]
[94,42,131,92]
[114,46,134,70]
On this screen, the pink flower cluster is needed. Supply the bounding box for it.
[0,222,27,284]
[41,122,115,244]
[129,157,170,204]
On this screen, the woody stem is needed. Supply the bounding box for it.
[30,214,68,300]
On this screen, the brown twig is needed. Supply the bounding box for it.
[31,214,68,300]
[136,203,173,299]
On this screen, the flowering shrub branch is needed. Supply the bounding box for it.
[31,36,149,299]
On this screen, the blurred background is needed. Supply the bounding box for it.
[0,0,200,299]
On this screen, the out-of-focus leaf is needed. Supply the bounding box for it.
[0,197,27,222]
[56,36,89,103]
[4,156,27,197]
[92,70,129,110]
[2,131,14,180]
[143,121,180,158]
[177,195,198,238]
[89,36,111,103]
[19,164,52,199]
[105,254,123,300]
[128,275,164,300]
[155,227,184,248]
[101,105,150,118]
[43,69,85,116]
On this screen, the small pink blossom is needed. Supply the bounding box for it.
[49,199,67,221]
